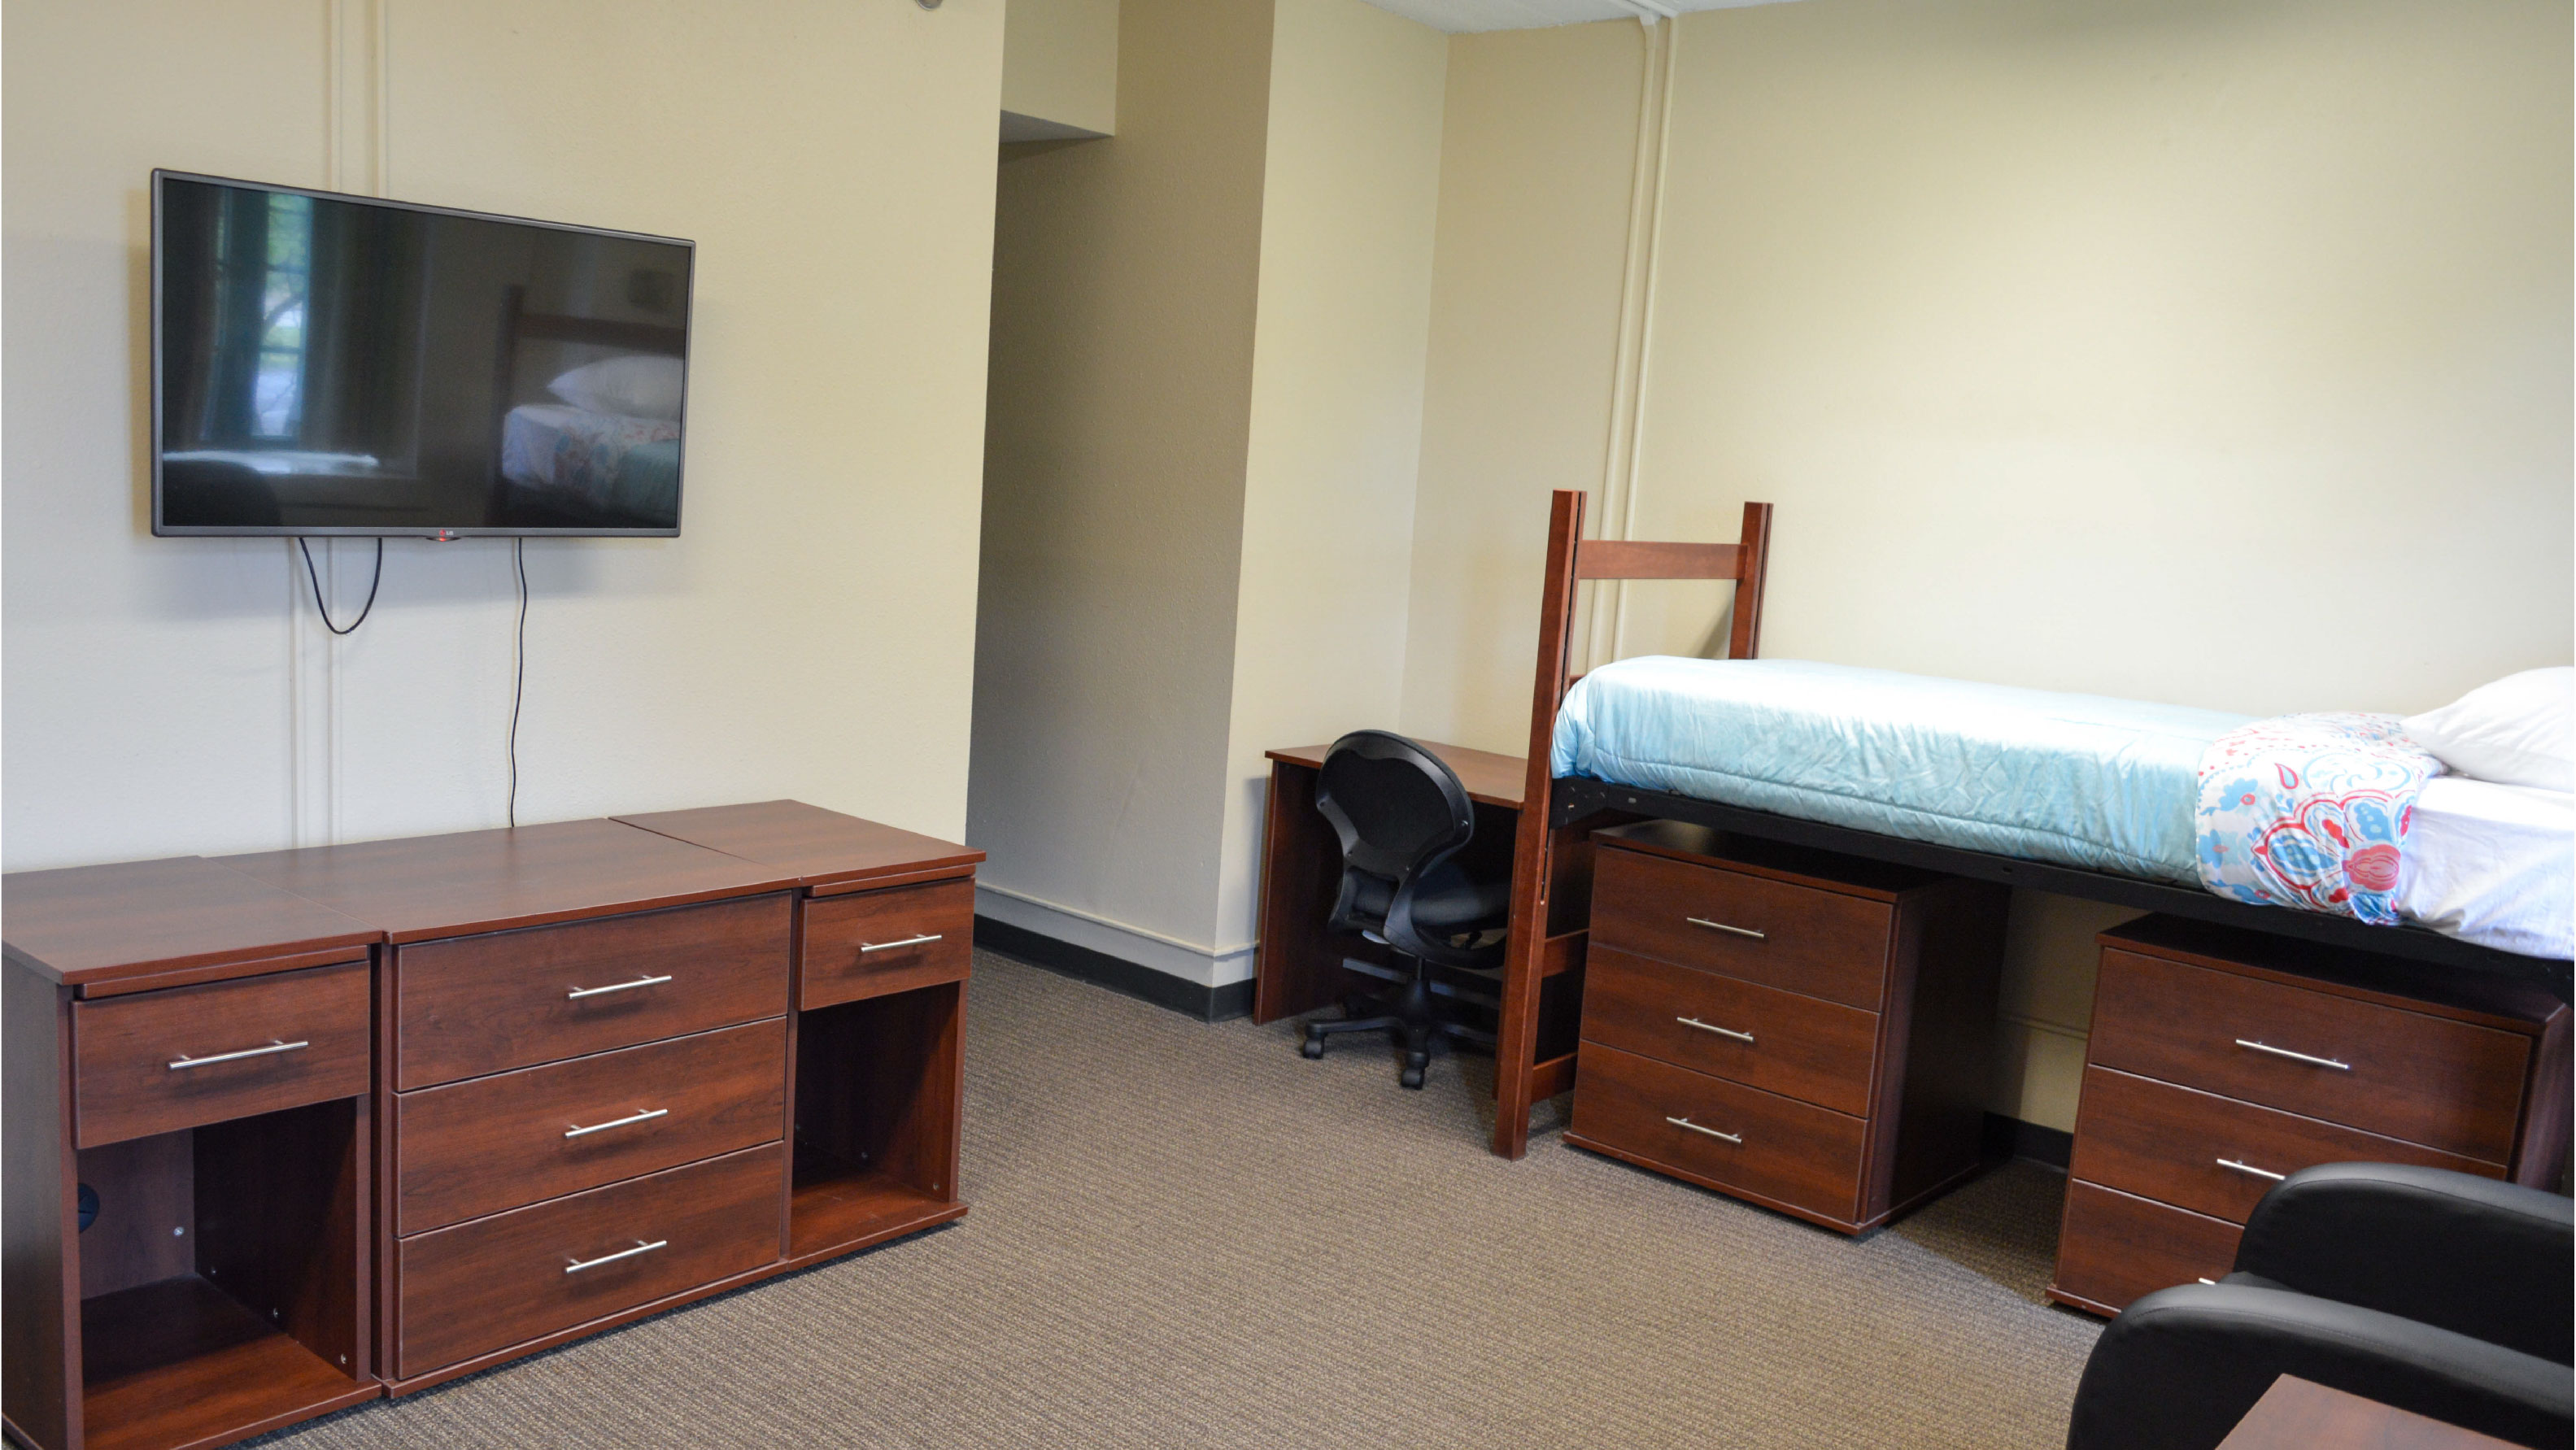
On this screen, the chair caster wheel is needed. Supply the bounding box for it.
[1301,1034,1326,1060]
[1400,1062,1426,1090]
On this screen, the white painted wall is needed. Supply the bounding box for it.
[970,0,1278,977]
[1213,0,1451,976]
[1003,0,1121,136]
[1401,0,2572,1126]
[970,0,1449,987]
[4,0,1005,871]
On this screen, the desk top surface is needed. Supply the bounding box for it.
[614,799,982,890]
[2,856,380,986]
[2217,1375,2513,1449]
[1266,739,1528,810]
[222,817,796,944]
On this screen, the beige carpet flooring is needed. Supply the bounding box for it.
[251,950,2101,1448]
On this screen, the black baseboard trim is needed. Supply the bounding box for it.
[1982,1111,2073,1170]
[973,916,1255,1024]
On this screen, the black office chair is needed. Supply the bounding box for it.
[1298,730,1512,1089]
[2065,1162,2574,1450]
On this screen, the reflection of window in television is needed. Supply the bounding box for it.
[250,191,312,438]
[164,182,425,468]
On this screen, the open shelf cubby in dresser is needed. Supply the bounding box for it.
[617,802,979,1268]
[3,857,381,1450]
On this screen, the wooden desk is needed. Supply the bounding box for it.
[2219,1375,2517,1449]
[1253,741,1584,1109]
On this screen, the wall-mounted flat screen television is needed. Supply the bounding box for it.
[152,171,694,537]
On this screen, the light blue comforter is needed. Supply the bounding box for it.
[1550,658,2253,884]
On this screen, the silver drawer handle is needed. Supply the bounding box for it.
[2216,1158,2287,1182]
[564,1239,667,1274]
[168,1039,308,1071]
[1686,917,1766,942]
[564,1108,669,1139]
[566,973,673,1000]
[1677,1017,1755,1044]
[2234,1039,2350,1072]
[859,933,943,955]
[1665,1116,1742,1143]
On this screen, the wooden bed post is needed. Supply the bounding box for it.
[1493,491,1588,1159]
[1489,493,1775,1160]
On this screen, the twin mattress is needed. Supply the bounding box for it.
[1550,657,2573,957]
[1552,657,2246,886]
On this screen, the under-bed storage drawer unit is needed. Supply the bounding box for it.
[1566,822,2009,1234]
[2047,917,2570,1317]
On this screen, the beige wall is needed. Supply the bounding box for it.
[4,0,1004,870]
[1400,22,1649,752]
[970,0,1277,977]
[1003,0,1120,134]
[972,0,1447,986]
[1213,0,1450,966]
[1403,0,2572,1126]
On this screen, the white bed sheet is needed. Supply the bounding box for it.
[2396,776,2574,960]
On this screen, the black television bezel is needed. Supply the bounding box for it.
[150,168,696,539]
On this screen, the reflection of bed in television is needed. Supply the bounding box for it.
[499,404,680,524]
[488,285,686,532]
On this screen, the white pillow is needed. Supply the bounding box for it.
[547,355,685,420]
[2402,667,2574,793]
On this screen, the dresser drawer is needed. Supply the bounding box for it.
[2068,1065,2500,1226]
[1591,848,1892,1011]
[72,960,372,1148]
[393,1140,782,1378]
[2051,1179,2243,1315]
[1580,946,1880,1116]
[394,1018,787,1234]
[394,895,791,1090]
[2090,950,2531,1161]
[1569,1042,1866,1224]
[800,879,973,1010]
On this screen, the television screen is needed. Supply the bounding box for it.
[153,172,693,537]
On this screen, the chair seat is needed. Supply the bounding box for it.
[1410,861,1510,936]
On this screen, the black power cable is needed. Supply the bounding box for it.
[509,538,528,829]
[296,537,385,635]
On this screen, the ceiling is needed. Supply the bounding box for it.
[1357,0,1802,34]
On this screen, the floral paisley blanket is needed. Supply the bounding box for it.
[2195,714,2442,925]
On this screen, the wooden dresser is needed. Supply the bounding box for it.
[1566,822,2010,1234]
[2,803,978,1450]
[2049,916,2572,1316]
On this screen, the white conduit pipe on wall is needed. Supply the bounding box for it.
[294,0,393,847]
[1584,11,1681,676]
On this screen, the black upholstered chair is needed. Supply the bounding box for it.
[1298,730,1510,1089]
[2066,1162,2574,1450]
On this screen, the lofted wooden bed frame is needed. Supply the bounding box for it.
[1484,488,2574,1160]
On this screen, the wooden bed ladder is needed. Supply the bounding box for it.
[1488,490,1774,1159]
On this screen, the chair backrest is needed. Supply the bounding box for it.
[1316,731,1474,880]
[1314,731,1476,945]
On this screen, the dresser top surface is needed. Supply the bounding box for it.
[222,817,797,943]
[2,856,380,985]
[612,800,982,889]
